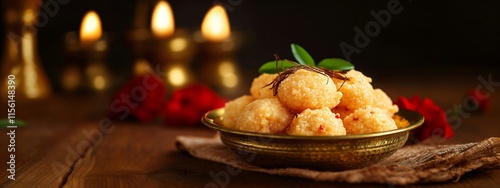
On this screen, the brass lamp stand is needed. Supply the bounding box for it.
[0,0,51,103]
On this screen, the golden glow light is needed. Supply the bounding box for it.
[168,66,187,86]
[151,1,175,39]
[93,75,106,90]
[62,65,81,91]
[169,37,187,52]
[133,58,152,75]
[22,32,41,98]
[222,74,238,88]
[80,11,102,47]
[201,5,230,42]
[86,63,108,91]
[218,61,238,88]
[22,9,35,24]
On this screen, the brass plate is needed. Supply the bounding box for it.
[202,108,424,171]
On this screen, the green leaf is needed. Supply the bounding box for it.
[317,58,355,70]
[258,60,296,74]
[291,43,315,66]
[0,119,26,128]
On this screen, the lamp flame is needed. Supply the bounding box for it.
[201,5,230,42]
[151,1,175,39]
[80,11,102,46]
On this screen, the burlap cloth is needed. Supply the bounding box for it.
[176,136,500,185]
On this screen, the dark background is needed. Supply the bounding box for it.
[1,0,499,93]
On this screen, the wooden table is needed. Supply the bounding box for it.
[1,76,500,187]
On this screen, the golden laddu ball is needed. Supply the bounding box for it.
[250,73,277,99]
[222,95,255,129]
[343,106,397,134]
[235,98,293,134]
[332,88,399,119]
[372,88,399,116]
[287,107,346,136]
[333,70,374,112]
[220,66,401,136]
[277,69,342,113]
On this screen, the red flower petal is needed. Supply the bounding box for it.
[164,83,226,126]
[416,98,441,121]
[108,74,166,123]
[395,95,454,142]
[394,95,421,111]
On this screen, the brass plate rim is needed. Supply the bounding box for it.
[202,108,424,140]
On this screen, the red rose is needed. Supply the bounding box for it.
[108,74,166,122]
[395,96,454,142]
[165,84,225,126]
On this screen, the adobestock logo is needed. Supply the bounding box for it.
[446,74,499,130]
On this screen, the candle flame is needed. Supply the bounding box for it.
[151,1,175,39]
[201,5,230,42]
[80,11,102,44]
